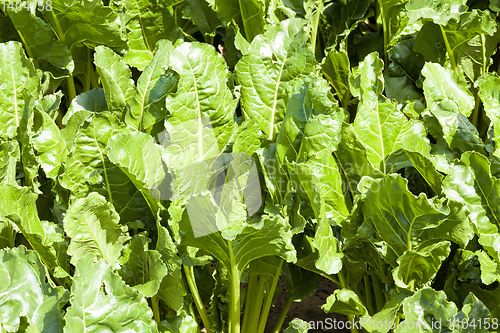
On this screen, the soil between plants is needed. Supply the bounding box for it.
[264,278,350,333]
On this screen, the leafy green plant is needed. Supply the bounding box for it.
[1,0,500,332]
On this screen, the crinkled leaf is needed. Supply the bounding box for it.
[94,46,136,121]
[0,185,70,281]
[64,255,158,333]
[123,0,183,70]
[126,40,179,132]
[165,41,237,150]
[7,9,73,78]
[322,288,368,316]
[0,246,68,333]
[406,0,467,25]
[0,41,42,140]
[421,62,484,153]
[362,174,472,267]
[443,151,500,266]
[156,224,184,313]
[119,233,168,297]
[235,18,317,140]
[395,288,457,332]
[177,209,296,276]
[64,192,130,266]
[41,0,126,50]
[477,73,500,157]
[60,113,156,229]
[212,0,266,41]
[393,240,451,290]
[352,52,430,172]
[276,75,345,162]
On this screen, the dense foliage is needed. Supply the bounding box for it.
[1,0,500,332]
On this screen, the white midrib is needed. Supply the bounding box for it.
[10,58,19,129]
[269,60,286,140]
[184,59,203,160]
[375,97,385,173]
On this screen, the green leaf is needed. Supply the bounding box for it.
[0,246,68,333]
[322,46,350,107]
[414,10,497,74]
[362,174,472,267]
[404,150,444,196]
[395,288,457,332]
[322,288,368,316]
[0,41,42,140]
[60,113,156,229]
[392,240,451,290]
[443,151,500,267]
[477,73,500,157]
[0,185,70,282]
[281,263,321,301]
[0,218,15,249]
[42,0,126,50]
[284,318,310,332]
[276,75,346,163]
[421,62,484,153]
[212,0,266,41]
[158,310,199,333]
[64,192,130,266]
[384,40,425,103]
[178,209,296,276]
[334,123,384,194]
[183,0,223,38]
[351,52,430,172]
[165,41,237,150]
[459,28,500,84]
[321,0,370,48]
[0,140,20,187]
[31,101,68,179]
[235,18,317,140]
[94,46,136,121]
[156,224,184,313]
[289,156,349,229]
[64,255,158,333]
[118,233,168,297]
[7,9,74,78]
[377,0,410,47]
[123,0,183,70]
[406,0,467,26]
[126,40,179,132]
[107,131,167,217]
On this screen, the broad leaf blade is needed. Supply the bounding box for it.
[64,192,130,266]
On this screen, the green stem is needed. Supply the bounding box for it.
[272,295,293,333]
[242,274,258,333]
[90,68,100,89]
[363,276,375,316]
[310,2,322,57]
[371,275,384,313]
[84,48,92,92]
[151,295,161,323]
[342,91,350,112]
[338,271,359,333]
[377,0,389,65]
[67,75,77,101]
[256,260,283,333]
[472,91,481,128]
[228,244,241,333]
[246,278,266,333]
[183,265,212,333]
[440,25,457,73]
